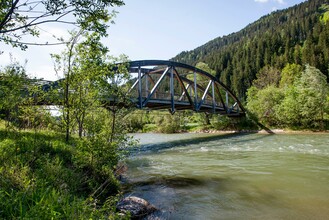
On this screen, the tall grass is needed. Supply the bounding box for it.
[0,124,127,219]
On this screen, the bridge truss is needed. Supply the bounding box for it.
[123,60,245,117]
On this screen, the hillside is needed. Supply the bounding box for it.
[172,0,329,100]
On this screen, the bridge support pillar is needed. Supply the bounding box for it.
[212,81,216,113]
[138,66,142,108]
[194,71,198,111]
[170,66,175,114]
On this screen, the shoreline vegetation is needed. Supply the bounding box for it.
[126,109,329,135]
[190,128,329,135]
[0,124,131,219]
[137,127,329,135]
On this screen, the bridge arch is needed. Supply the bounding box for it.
[122,60,245,117]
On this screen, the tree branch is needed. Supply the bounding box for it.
[0,37,69,46]
[0,0,20,31]
[1,5,75,34]
[0,17,77,34]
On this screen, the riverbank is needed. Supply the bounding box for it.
[141,120,329,135]
[190,128,329,134]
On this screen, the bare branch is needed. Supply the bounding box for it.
[0,37,69,46]
[0,9,77,34]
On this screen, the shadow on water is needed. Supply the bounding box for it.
[122,175,286,220]
[131,131,274,155]
[124,176,214,189]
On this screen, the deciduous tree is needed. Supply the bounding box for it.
[0,0,124,49]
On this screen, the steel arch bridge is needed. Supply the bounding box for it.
[120,60,245,117]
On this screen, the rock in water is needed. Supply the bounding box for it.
[117,196,157,219]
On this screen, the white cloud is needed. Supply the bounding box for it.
[275,0,285,4]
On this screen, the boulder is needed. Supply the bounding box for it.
[117,196,157,219]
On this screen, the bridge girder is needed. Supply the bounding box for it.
[124,60,245,117]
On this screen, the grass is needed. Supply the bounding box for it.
[0,121,127,219]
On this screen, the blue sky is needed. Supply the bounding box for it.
[0,0,306,81]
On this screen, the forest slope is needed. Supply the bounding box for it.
[172,0,329,100]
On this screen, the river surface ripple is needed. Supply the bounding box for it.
[123,133,329,220]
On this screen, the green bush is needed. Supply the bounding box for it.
[156,113,181,133]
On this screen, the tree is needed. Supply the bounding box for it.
[52,30,130,141]
[246,85,284,126]
[276,86,300,127]
[253,66,281,89]
[0,59,27,128]
[52,31,82,141]
[68,31,109,138]
[279,63,302,88]
[0,58,51,134]
[196,62,216,76]
[0,0,124,49]
[276,65,329,129]
[295,65,328,128]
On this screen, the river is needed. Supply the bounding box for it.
[123,133,329,220]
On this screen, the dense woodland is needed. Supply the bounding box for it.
[172,0,329,101]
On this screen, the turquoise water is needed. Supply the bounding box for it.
[124,133,329,219]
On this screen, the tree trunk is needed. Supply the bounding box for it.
[205,113,211,125]
[110,109,116,143]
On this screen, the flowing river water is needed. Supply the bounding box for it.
[123,133,329,219]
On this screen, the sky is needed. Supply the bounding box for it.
[0,0,306,81]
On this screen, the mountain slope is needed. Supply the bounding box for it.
[172,0,329,100]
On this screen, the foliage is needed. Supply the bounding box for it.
[124,110,147,132]
[247,64,329,129]
[0,0,124,49]
[253,66,281,89]
[279,63,303,88]
[275,86,300,127]
[0,60,27,125]
[0,59,53,131]
[277,65,329,128]
[292,65,328,128]
[210,115,233,130]
[51,30,130,141]
[247,85,284,126]
[155,112,181,134]
[320,4,329,23]
[196,62,216,76]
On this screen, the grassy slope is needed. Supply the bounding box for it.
[0,120,126,219]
